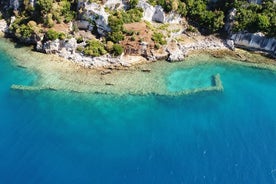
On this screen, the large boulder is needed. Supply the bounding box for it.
[138,0,165,23]
[166,44,185,62]
[152,6,165,23]
[137,0,155,22]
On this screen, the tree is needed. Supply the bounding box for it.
[256,14,270,31]
[112,44,124,56]
[36,0,53,16]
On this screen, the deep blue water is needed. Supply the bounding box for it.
[1,48,276,184]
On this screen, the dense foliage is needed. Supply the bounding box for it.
[107,8,143,42]
[232,0,276,37]
[1,0,275,57]
[83,40,107,57]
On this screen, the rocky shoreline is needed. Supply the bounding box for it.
[0,17,230,69]
[0,0,275,70]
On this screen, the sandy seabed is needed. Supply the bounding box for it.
[0,38,275,96]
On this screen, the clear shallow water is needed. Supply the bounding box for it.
[1,48,276,184]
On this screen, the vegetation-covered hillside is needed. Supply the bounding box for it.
[0,0,275,57]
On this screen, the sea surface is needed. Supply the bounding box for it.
[1,45,276,184]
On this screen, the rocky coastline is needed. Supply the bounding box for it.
[0,0,275,70]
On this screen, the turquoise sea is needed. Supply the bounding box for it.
[1,43,276,183]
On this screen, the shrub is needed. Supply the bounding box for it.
[76,37,84,43]
[152,32,167,45]
[105,41,114,52]
[36,0,53,15]
[107,31,124,43]
[129,0,138,9]
[112,44,124,56]
[83,40,107,57]
[15,24,34,39]
[46,29,60,40]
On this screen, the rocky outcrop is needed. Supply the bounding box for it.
[165,13,182,24]
[138,0,181,23]
[78,2,111,36]
[40,38,77,54]
[104,0,125,10]
[0,19,8,35]
[231,32,276,55]
[224,8,236,35]
[152,6,165,23]
[166,45,185,62]
[166,37,227,62]
[37,38,147,68]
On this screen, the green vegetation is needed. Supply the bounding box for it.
[152,32,167,45]
[10,18,35,40]
[83,40,107,57]
[46,29,61,40]
[1,0,275,58]
[232,0,276,37]
[107,8,142,43]
[112,44,124,56]
[129,0,139,9]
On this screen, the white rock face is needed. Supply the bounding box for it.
[167,45,185,62]
[138,0,181,23]
[165,13,182,24]
[104,0,125,10]
[43,39,61,54]
[231,32,276,55]
[137,0,155,22]
[0,19,8,34]
[78,2,111,35]
[166,36,227,62]
[42,38,78,54]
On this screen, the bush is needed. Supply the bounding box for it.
[105,41,114,52]
[15,24,34,39]
[129,0,139,9]
[232,0,276,37]
[108,31,124,43]
[46,29,60,40]
[36,0,53,15]
[152,32,167,45]
[112,44,124,56]
[83,40,107,57]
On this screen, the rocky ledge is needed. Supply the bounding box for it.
[231,32,276,57]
